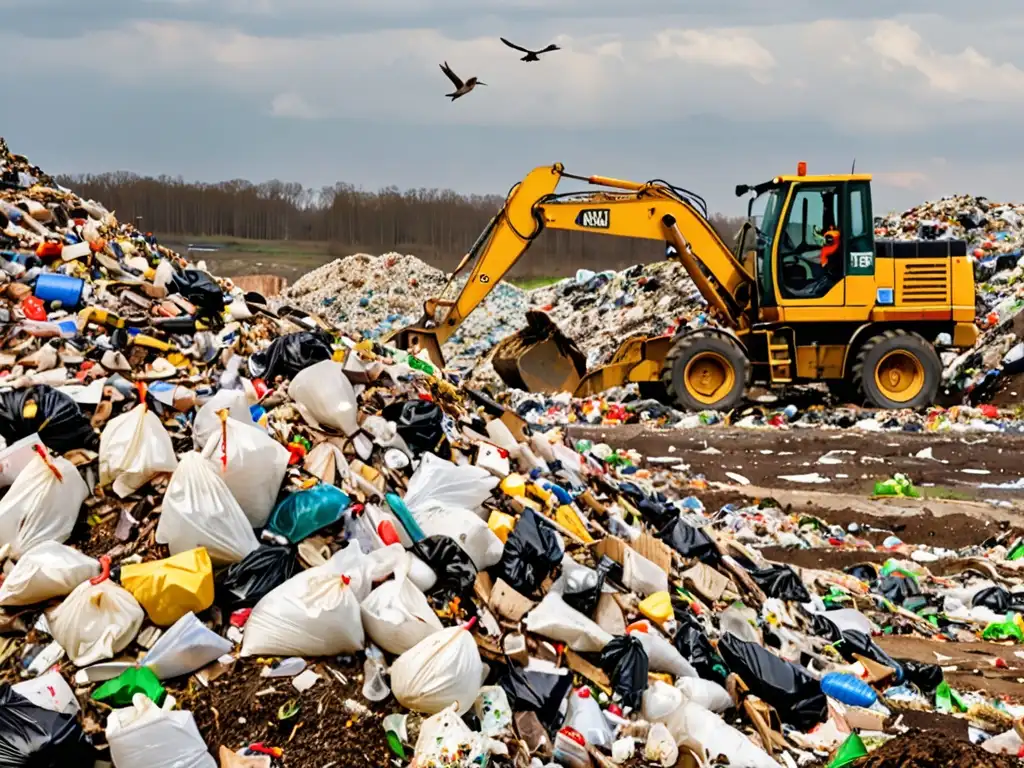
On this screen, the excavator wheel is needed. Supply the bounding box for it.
[852,329,941,410]
[661,330,748,412]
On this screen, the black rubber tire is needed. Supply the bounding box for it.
[852,329,941,410]
[661,330,749,411]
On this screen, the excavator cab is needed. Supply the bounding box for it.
[389,163,977,412]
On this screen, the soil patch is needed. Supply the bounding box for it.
[854,728,1018,767]
[761,547,890,571]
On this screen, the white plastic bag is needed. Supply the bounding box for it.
[192,388,253,450]
[99,402,178,497]
[675,677,733,714]
[12,669,79,715]
[411,704,506,768]
[623,548,669,597]
[106,694,216,768]
[392,622,483,715]
[156,452,259,566]
[628,622,698,679]
[47,576,144,666]
[0,541,99,606]
[0,452,89,560]
[523,592,612,652]
[201,416,289,527]
[361,557,443,655]
[288,361,358,435]
[240,550,365,657]
[142,612,234,680]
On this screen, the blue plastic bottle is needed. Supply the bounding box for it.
[820,673,877,708]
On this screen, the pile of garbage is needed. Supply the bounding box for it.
[5,136,1024,768]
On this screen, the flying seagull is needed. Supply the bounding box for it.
[439,61,485,100]
[500,37,560,62]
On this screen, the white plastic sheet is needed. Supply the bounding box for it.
[675,678,733,714]
[391,623,483,715]
[361,557,443,655]
[240,549,365,658]
[0,452,89,560]
[106,694,216,768]
[192,389,254,450]
[628,624,698,679]
[201,417,289,527]
[142,612,234,680]
[99,402,178,498]
[0,541,99,606]
[288,361,358,435]
[623,548,669,597]
[156,452,259,566]
[47,577,144,666]
[523,593,613,653]
[12,669,79,715]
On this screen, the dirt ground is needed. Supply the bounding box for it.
[854,728,1019,767]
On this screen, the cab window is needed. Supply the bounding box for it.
[777,185,844,300]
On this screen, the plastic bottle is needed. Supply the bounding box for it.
[552,727,592,768]
[820,672,877,707]
[362,645,390,702]
[565,688,613,749]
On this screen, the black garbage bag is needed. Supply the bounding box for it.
[656,517,720,566]
[0,686,94,767]
[672,612,728,684]
[810,613,843,645]
[247,330,333,381]
[876,574,921,606]
[971,586,1024,613]
[380,400,451,459]
[599,635,649,710]
[414,535,477,602]
[562,566,604,618]
[167,269,225,316]
[900,660,943,694]
[0,385,95,453]
[718,634,827,730]
[844,564,878,585]
[216,546,298,609]
[833,630,903,681]
[749,565,812,603]
[497,663,573,734]
[493,509,562,596]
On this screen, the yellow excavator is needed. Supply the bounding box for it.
[387,163,978,411]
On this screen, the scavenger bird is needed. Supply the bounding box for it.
[500,37,560,62]
[439,62,485,100]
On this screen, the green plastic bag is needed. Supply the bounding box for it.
[982,615,1024,642]
[827,732,868,768]
[92,666,166,707]
[935,680,966,714]
[873,473,920,498]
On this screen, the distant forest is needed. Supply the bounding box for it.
[57,172,747,276]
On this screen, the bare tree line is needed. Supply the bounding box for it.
[57,172,747,276]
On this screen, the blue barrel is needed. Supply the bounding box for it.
[821,673,877,707]
[34,273,85,307]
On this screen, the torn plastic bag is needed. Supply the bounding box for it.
[215,545,298,610]
[628,622,697,679]
[0,542,98,607]
[498,663,573,734]
[247,330,332,381]
[411,704,506,768]
[493,509,563,596]
[192,389,254,450]
[93,667,166,708]
[717,633,826,730]
[167,269,224,317]
[0,385,95,453]
[0,686,93,767]
[599,635,649,710]
[46,572,145,667]
[288,361,358,435]
[105,694,215,768]
[240,549,365,657]
[749,565,811,603]
[361,557,443,655]
[99,402,178,498]
[265,484,350,544]
[119,548,214,627]
[672,614,728,684]
[972,586,1024,614]
[899,660,943,695]
[201,416,289,528]
[142,612,234,680]
[834,630,904,682]
[524,592,612,653]
[0,451,88,560]
[155,452,259,567]
[380,400,451,459]
[10,671,78,716]
[391,621,483,715]
[623,547,669,597]
[675,677,732,713]
[656,517,720,565]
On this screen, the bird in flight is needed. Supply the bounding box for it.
[500,38,560,62]
[439,62,486,100]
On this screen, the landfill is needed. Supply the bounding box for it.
[3,134,1024,768]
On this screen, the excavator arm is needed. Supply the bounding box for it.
[387,163,756,391]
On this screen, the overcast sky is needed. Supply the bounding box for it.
[2,1,1023,215]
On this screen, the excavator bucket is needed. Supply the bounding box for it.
[491,311,588,393]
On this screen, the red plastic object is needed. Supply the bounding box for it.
[979,405,999,419]
[90,556,112,585]
[230,608,253,628]
[286,443,306,465]
[559,727,586,746]
[252,378,270,399]
[607,703,623,716]
[377,520,400,546]
[35,242,62,258]
[21,296,46,321]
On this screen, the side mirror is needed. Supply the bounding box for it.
[734,184,750,197]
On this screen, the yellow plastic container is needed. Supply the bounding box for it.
[638,591,673,625]
[120,547,215,626]
[500,473,526,498]
[555,505,594,543]
[488,511,516,543]
[527,482,553,506]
